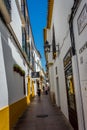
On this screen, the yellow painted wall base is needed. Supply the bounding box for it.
[27,95,30,105]
[32,81,35,98]
[0,97,29,130]
[0,76,33,129]
[9,97,27,128]
[0,107,9,130]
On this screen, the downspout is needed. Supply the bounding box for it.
[69,1,85,130]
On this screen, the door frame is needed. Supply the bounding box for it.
[63,49,78,130]
[56,77,61,108]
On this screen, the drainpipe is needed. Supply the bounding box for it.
[69,1,85,130]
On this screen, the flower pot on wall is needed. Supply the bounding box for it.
[13,64,25,76]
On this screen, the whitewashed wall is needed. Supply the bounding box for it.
[47,0,74,118]
[0,20,28,105]
[46,28,54,94]
[18,0,21,9]
[53,31,71,118]
[73,1,87,130]
[47,29,53,64]
[48,66,54,92]
[0,31,8,108]
[10,0,22,47]
[52,0,74,46]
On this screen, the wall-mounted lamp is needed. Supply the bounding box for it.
[44,40,50,53]
[44,40,60,54]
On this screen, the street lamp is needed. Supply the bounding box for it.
[44,40,50,53]
[44,40,60,54]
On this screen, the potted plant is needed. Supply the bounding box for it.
[13,64,25,76]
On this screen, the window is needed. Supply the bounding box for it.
[22,27,25,50]
[26,19,29,36]
[33,54,36,71]
[27,44,30,62]
[52,25,56,59]
[22,27,27,54]
[5,0,11,15]
[21,0,26,19]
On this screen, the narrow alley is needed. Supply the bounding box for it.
[13,94,73,130]
[0,0,87,130]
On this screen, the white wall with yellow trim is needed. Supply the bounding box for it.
[10,0,22,47]
[0,18,29,130]
[46,0,74,120]
[0,32,8,108]
[46,0,86,130]
[73,1,87,130]
[0,0,40,130]
[0,5,32,130]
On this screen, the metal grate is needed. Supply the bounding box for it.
[36,114,48,118]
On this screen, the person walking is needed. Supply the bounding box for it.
[37,87,41,99]
[45,85,48,95]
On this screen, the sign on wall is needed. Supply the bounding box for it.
[31,72,40,78]
[79,41,87,80]
[77,4,87,34]
[79,43,87,129]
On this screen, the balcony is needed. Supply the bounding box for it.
[0,0,11,23]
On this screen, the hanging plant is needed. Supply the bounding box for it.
[20,70,25,76]
[13,64,25,76]
[13,64,20,72]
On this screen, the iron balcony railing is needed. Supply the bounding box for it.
[3,0,11,15]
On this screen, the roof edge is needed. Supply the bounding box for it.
[47,0,54,29]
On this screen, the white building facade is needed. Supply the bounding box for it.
[44,0,87,130]
[0,0,42,129]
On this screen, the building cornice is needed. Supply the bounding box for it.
[0,0,11,24]
[47,0,54,29]
[43,28,47,43]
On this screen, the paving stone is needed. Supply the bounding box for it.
[13,94,73,130]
